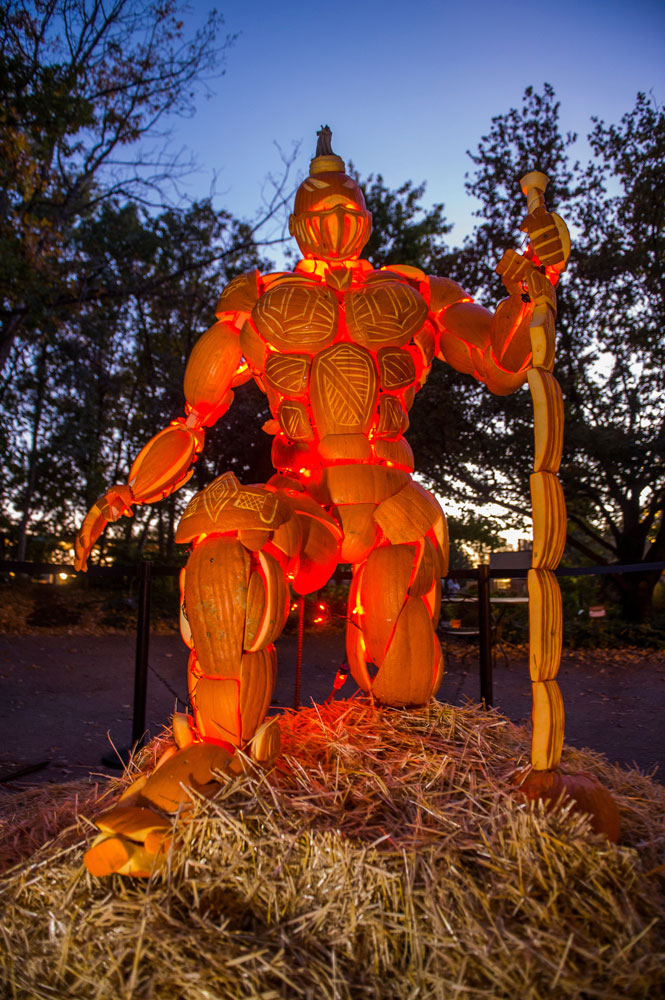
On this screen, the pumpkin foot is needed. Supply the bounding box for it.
[513,767,620,842]
[84,719,282,877]
[84,741,237,877]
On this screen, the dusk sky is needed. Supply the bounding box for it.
[167,0,665,262]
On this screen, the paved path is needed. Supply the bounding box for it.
[0,632,662,784]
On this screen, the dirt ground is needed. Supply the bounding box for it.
[0,627,663,786]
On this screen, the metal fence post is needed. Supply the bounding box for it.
[477,563,493,708]
[131,560,152,748]
[294,595,305,709]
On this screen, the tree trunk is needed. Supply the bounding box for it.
[616,570,663,622]
[16,340,48,561]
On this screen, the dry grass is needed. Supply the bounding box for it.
[1,699,664,999]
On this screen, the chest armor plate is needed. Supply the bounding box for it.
[310,342,378,437]
[345,278,428,349]
[252,278,338,353]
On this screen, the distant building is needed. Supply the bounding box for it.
[489,549,532,593]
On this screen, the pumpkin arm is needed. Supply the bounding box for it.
[75,295,252,573]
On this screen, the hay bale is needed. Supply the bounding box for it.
[1,699,663,998]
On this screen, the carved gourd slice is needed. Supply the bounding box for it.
[334,503,381,564]
[377,346,416,390]
[528,368,564,473]
[252,281,338,353]
[96,806,170,842]
[276,403,315,441]
[184,537,250,676]
[531,679,564,771]
[316,465,409,506]
[528,568,562,681]
[239,320,268,371]
[184,320,242,409]
[373,438,414,471]
[430,517,450,578]
[360,544,414,664]
[84,835,142,878]
[189,675,241,745]
[432,641,444,696]
[239,645,277,740]
[410,537,436,598]
[130,424,204,504]
[531,471,566,569]
[346,280,428,349]
[264,352,310,397]
[318,433,371,463]
[376,394,409,439]
[244,551,289,652]
[346,563,373,692]
[374,480,442,544]
[292,513,341,595]
[371,597,435,706]
[529,303,555,370]
[215,270,260,315]
[133,743,236,813]
[310,342,378,437]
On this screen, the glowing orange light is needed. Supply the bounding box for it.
[314,616,324,624]
[318,602,326,610]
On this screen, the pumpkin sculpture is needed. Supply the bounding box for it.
[75,127,616,877]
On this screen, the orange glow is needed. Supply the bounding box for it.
[314,616,324,624]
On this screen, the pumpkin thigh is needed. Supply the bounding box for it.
[183,534,289,747]
[346,536,443,707]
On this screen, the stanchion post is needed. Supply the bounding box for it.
[294,595,305,710]
[478,563,493,709]
[132,560,152,748]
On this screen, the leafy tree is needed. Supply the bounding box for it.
[4,197,270,562]
[0,0,231,372]
[409,86,665,620]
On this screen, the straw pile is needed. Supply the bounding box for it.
[1,698,664,999]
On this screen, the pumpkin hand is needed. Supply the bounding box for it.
[521,206,570,270]
[74,485,134,572]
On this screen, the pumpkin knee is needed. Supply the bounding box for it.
[188,646,277,747]
[346,539,443,707]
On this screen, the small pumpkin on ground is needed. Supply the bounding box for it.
[514,767,620,842]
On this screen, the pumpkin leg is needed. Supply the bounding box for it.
[84,534,287,879]
[184,534,288,750]
[346,530,444,707]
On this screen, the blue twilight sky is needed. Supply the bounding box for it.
[166,0,665,262]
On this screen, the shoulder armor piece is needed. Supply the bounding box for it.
[215,270,260,316]
[380,264,426,284]
[428,276,471,313]
[261,271,318,292]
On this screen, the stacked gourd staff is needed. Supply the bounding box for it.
[520,171,568,773]
[518,173,620,839]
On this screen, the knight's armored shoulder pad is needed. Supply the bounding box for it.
[215,270,261,316]
[380,263,426,285]
[428,276,471,313]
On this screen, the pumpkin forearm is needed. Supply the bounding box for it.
[128,421,205,505]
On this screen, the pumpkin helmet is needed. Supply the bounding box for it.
[289,126,372,261]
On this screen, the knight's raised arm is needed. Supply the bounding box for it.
[430,198,569,395]
[74,271,260,571]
